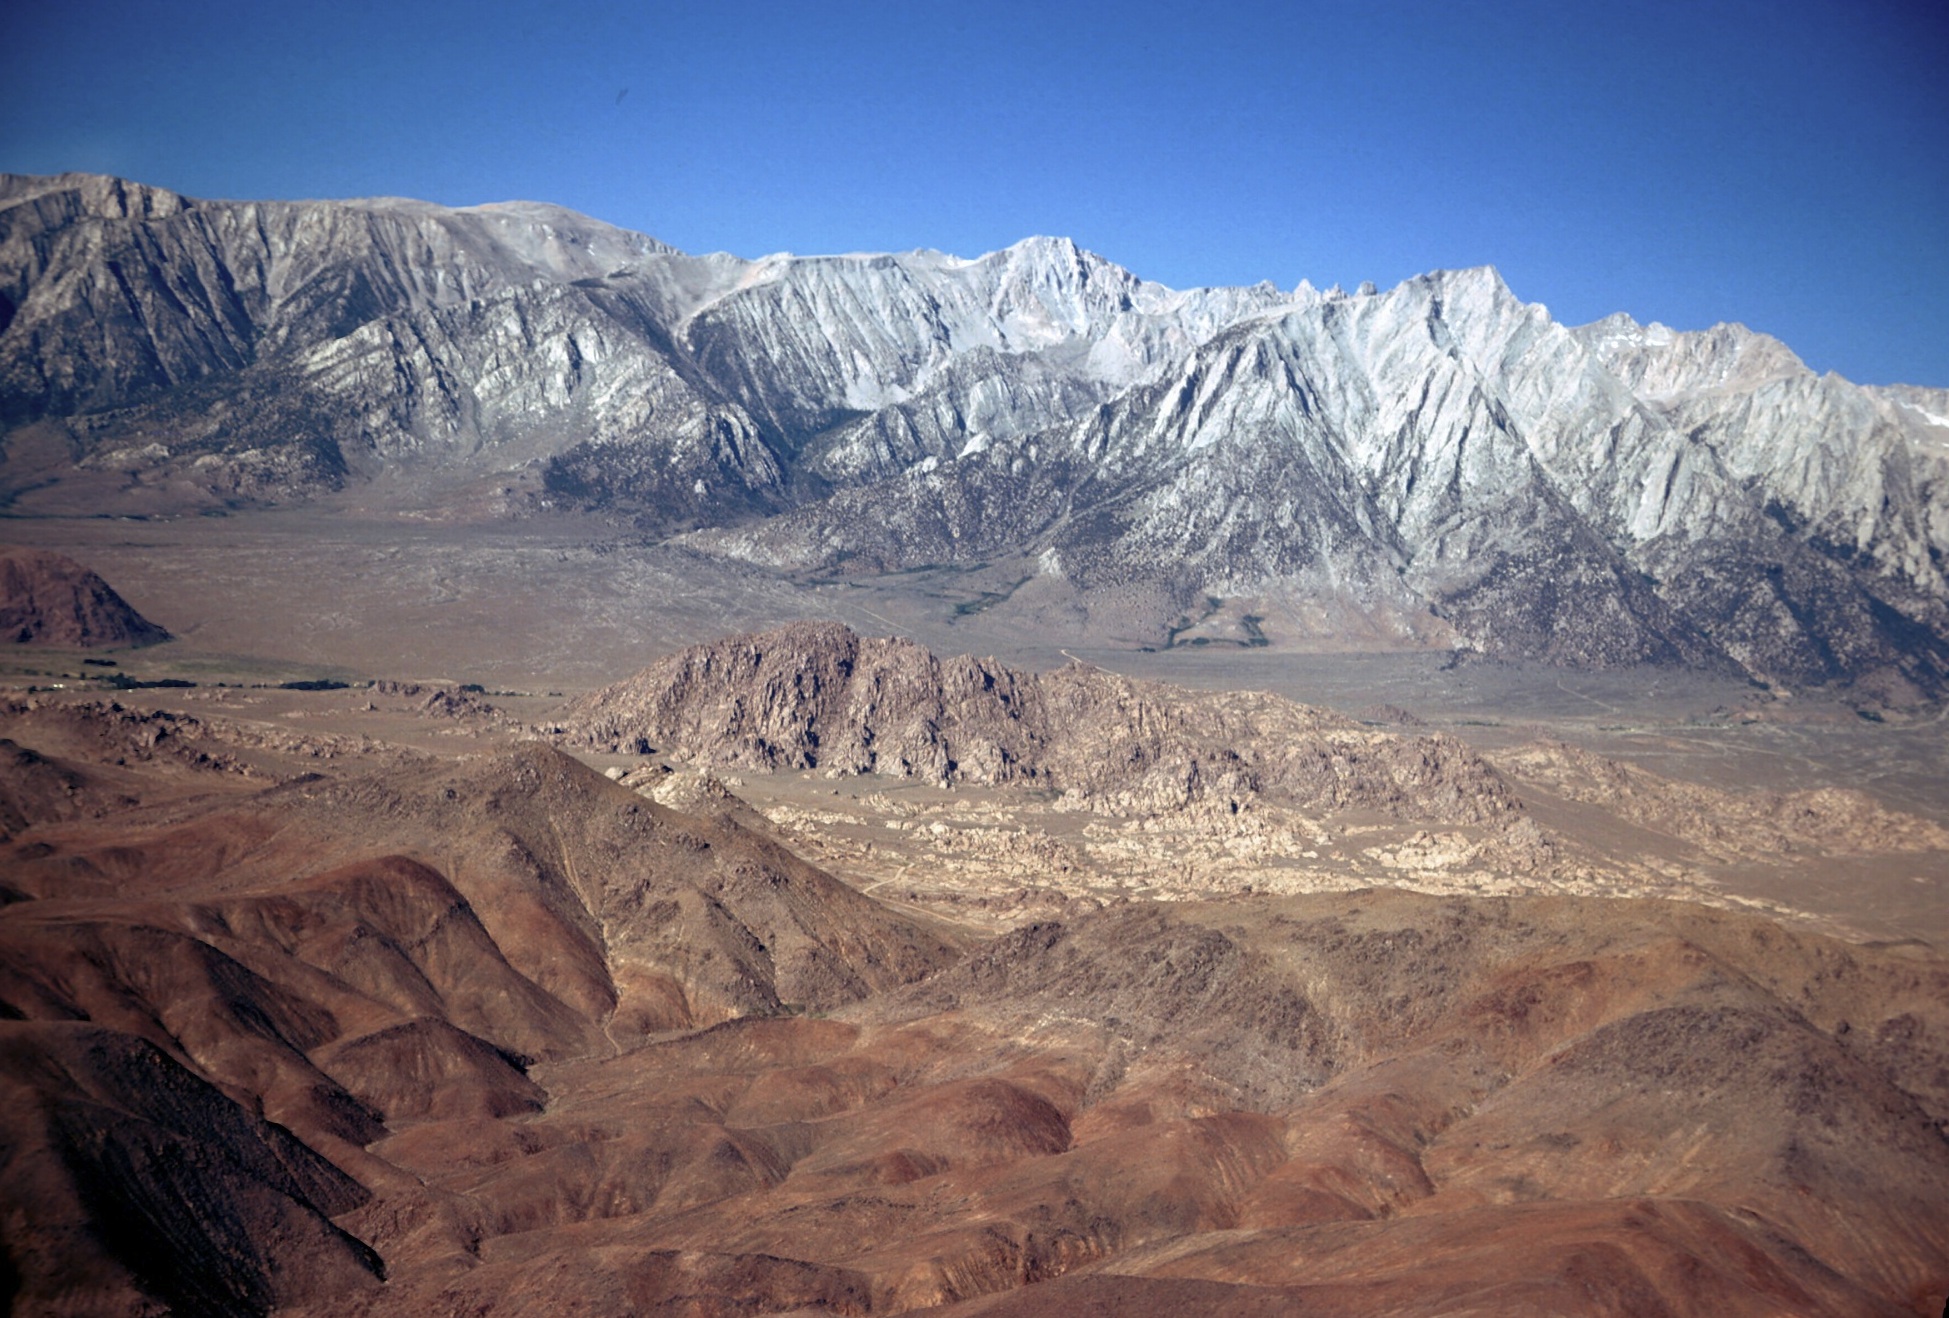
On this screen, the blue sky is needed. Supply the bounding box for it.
[4,0,1945,384]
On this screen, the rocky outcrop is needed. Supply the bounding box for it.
[565,621,1519,822]
[0,1021,383,1316]
[0,737,132,841]
[0,545,169,646]
[1493,739,1949,861]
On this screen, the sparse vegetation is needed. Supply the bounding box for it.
[96,673,195,689]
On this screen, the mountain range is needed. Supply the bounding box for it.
[4,172,1947,696]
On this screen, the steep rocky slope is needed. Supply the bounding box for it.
[0,173,1290,525]
[0,545,169,647]
[0,729,958,1314]
[702,272,1949,695]
[4,172,1946,693]
[1,1021,385,1314]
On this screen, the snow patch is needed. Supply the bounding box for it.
[1898,400,1949,430]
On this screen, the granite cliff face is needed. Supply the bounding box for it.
[0,173,1291,525]
[5,173,1946,693]
[701,271,1949,694]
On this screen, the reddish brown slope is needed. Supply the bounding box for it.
[0,546,169,647]
[327,894,1947,1318]
[0,735,959,1315]
[0,701,1943,1316]
[0,1021,382,1316]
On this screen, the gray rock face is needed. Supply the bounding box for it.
[0,174,1289,526]
[5,173,1946,693]
[696,272,1949,694]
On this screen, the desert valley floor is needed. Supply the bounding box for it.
[2,508,1946,1316]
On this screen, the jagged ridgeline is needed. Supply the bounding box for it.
[4,172,1947,695]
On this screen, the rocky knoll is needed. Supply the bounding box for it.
[564,621,1518,821]
[1494,739,1949,862]
[0,545,169,647]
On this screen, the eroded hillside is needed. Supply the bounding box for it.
[1,640,1945,1316]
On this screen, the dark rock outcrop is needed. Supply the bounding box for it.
[0,1021,383,1316]
[566,621,1519,821]
[0,546,169,647]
